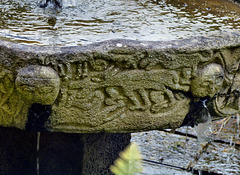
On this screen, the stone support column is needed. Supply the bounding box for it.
[81,133,131,175]
[0,127,37,175]
[0,127,130,175]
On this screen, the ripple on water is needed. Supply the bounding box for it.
[1,0,240,46]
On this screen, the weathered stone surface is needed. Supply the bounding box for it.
[16,65,60,105]
[190,63,224,98]
[0,31,239,133]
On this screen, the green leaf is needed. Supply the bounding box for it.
[110,143,143,175]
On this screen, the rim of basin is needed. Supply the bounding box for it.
[0,31,240,55]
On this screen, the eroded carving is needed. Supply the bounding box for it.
[0,34,239,133]
[40,52,238,133]
[0,65,60,129]
[47,60,191,131]
[0,67,28,129]
[150,89,176,113]
[214,70,240,116]
[190,63,224,97]
[68,68,189,109]
[208,48,240,116]
[15,65,60,105]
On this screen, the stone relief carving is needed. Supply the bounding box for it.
[190,63,224,98]
[15,65,60,105]
[0,67,28,129]
[47,58,193,131]
[46,53,238,132]
[0,65,60,129]
[213,48,240,116]
[0,40,239,132]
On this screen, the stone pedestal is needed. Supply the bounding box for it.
[81,133,131,175]
[0,127,131,175]
[0,127,36,175]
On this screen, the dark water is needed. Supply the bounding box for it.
[1,0,240,46]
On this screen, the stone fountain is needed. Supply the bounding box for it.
[0,0,239,174]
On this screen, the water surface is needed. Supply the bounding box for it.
[1,0,240,46]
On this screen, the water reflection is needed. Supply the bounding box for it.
[0,0,240,46]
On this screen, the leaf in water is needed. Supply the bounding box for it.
[110,143,143,175]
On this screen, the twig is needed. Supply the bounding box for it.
[213,116,231,135]
[186,141,212,171]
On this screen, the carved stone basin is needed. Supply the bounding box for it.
[0,0,239,134]
[0,32,239,133]
[1,1,240,174]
